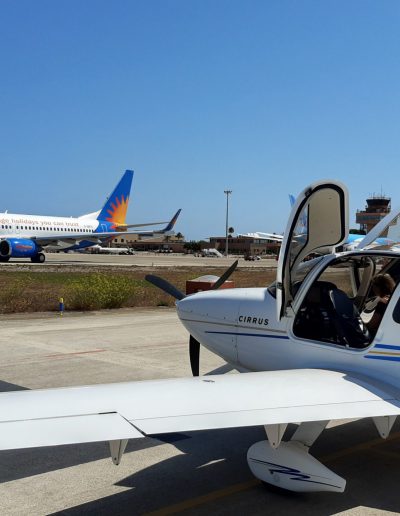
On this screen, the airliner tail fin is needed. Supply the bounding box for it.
[97,170,134,225]
[163,209,182,232]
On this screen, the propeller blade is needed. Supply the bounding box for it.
[189,335,200,376]
[145,275,185,300]
[211,260,238,290]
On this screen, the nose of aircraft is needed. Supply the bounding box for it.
[176,292,208,335]
[177,289,241,368]
[176,289,240,334]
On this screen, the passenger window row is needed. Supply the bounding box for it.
[1,225,93,233]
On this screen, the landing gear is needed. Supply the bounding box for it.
[246,421,345,493]
[0,256,10,262]
[247,440,345,493]
[31,253,45,263]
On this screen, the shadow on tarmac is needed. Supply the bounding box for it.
[2,420,400,515]
[0,380,29,392]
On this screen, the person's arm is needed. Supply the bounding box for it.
[366,298,389,334]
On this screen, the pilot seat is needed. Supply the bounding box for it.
[294,281,370,348]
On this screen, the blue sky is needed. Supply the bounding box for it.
[1,1,399,239]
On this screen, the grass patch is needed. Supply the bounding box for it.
[0,266,352,314]
[0,267,279,314]
[65,274,142,310]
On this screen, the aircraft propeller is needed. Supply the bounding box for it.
[145,260,238,376]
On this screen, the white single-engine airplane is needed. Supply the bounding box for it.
[2,180,400,494]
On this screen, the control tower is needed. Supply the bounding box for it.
[356,194,391,233]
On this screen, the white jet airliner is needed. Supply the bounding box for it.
[2,180,400,494]
[0,170,181,263]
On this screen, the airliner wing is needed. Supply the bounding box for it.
[1,369,400,451]
[239,233,283,242]
[32,230,148,247]
[119,222,169,229]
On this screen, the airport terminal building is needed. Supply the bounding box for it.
[209,236,280,256]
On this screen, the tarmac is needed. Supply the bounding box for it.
[0,252,279,269]
[0,308,400,515]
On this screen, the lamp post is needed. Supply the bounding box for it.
[224,190,232,257]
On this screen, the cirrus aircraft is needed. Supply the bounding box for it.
[1,180,400,494]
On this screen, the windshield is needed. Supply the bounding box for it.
[386,213,400,246]
[268,255,324,298]
[358,211,400,250]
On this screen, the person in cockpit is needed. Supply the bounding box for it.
[366,273,396,338]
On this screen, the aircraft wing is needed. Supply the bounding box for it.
[239,233,284,242]
[118,222,169,229]
[32,231,145,247]
[1,369,400,451]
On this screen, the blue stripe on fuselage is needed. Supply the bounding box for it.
[374,344,400,351]
[205,330,289,339]
[365,355,400,361]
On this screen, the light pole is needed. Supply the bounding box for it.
[224,190,232,257]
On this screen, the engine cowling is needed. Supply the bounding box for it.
[0,239,39,258]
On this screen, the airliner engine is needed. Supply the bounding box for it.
[0,239,39,259]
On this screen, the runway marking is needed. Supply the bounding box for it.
[44,349,106,359]
[144,431,400,516]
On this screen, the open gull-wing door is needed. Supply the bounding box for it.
[356,207,400,250]
[276,180,349,320]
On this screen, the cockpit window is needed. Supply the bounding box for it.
[268,255,325,300]
[290,256,324,291]
[288,204,309,270]
[293,255,399,349]
[317,263,355,298]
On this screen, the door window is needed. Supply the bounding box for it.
[293,256,387,348]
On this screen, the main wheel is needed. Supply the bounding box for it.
[31,253,45,263]
[0,256,10,262]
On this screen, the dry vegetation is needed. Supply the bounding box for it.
[0,267,277,314]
